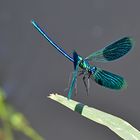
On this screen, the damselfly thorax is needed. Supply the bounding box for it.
[76,54,96,77]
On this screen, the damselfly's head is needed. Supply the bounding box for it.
[88,66,96,75]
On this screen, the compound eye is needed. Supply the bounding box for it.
[91,67,96,73]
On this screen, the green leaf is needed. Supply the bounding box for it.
[48,93,140,140]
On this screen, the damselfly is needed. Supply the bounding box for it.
[31,20,133,99]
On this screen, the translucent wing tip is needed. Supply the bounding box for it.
[127,36,135,48]
[120,78,128,90]
[123,36,134,51]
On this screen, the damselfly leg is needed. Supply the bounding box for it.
[64,72,78,95]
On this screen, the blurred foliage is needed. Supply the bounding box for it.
[0,88,44,140]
